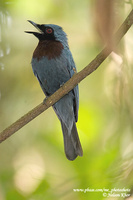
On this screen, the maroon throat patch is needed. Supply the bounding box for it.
[33,40,64,61]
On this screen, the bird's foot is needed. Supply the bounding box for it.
[60,82,65,87]
[73,68,77,74]
[43,97,48,105]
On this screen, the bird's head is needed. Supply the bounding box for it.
[25,20,68,47]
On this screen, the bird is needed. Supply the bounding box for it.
[26,20,83,160]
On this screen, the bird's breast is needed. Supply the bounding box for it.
[32,51,70,95]
[33,40,64,61]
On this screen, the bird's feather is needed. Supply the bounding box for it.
[27,22,83,160]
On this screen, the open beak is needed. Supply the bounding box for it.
[25,20,44,38]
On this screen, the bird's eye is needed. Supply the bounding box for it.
[46,28,53,34]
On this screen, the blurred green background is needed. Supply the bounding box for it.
[0,0,133,199]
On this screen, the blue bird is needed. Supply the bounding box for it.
[26,20,83,160]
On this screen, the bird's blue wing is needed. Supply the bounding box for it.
[66,48,79,122]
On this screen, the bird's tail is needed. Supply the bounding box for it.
[61,121,83,161]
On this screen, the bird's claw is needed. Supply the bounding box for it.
[43,97,48,105]
[73,68,77,73]
[60,82,65,87]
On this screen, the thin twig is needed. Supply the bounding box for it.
[0,9,133,143]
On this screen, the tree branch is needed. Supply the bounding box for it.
[1,9,133,143]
